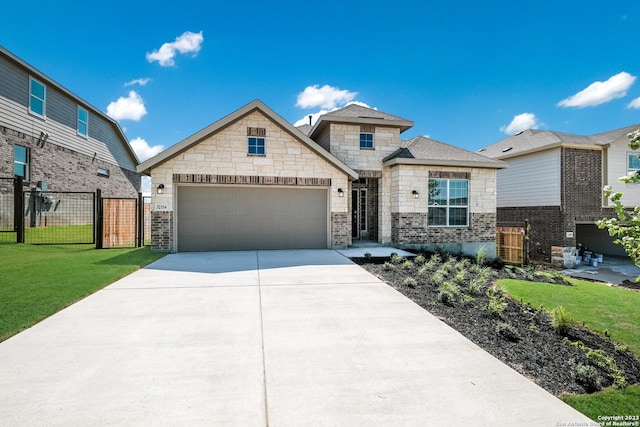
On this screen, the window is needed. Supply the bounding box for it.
[428,178,469,227]
[248,137,265,155]
[97,168,110,177]
[14,145,29,180]
[360,132,374,149]
[628,153,640,175]
[77,106,88,136]
[29,77,46,116]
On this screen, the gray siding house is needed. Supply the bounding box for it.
[0,46,140,197]
[480,125,640,260]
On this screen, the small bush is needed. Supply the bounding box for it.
[431,271,446,286]
[475,247,486,265]
[403,277,418,288]
[585,349,627,388]
[429,253,442,265]
[383,262,395,271]
[573,363,601,392]
[441,281,461,296]
[438,289,455,305]
[402,260,413,270]
[455,258,471,271]
[486,289,506,318]
[614,343,629,354]
[551,306,574,335]
[468,278,486,295]
[460,294,475,305]
[363,252,372,259]
[496,322,521,342]
[417,266,429,277]
[390,253,404,264]
[414,254,426,265]
[528,323,540,334]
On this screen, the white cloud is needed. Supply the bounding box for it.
[296,84,358,109]
[500,112,541,135]
[130,137,163,161]
[125,78,151,87]
[558,72,636,108]
[106,91,147,121]
[294,101,373,127]
[146,31,204,67]
[628,97,640,109]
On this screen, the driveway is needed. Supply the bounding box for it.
[0,250,591,426]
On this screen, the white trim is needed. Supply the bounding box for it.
[77,105,89,137]
[29,76,46,118]
[427,178,469,227]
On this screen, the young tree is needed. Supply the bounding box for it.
[597,128,640,271]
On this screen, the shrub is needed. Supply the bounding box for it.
[468,278,486,295]
[614,343,629,354]
[417,266,428,277]
[585,349,627,388]
[414,254,426,265]
[486,289,506,318]
[475,247,486,265]
[404,277,418,288]
[390,253,404,264]
[573,363,601,392]
[402,260,413,270]
[383,262,394,271]
[496,322,521,342]
[363,252,372,259]
[429,253,442,265]
[441,281,461,296]
[528,323,540,334]
[431,271,446,286]
[460,294,475,305]
[455,258,471,271]
[551,306,574,335]
[453,270,468,285]
[438,289,455,305]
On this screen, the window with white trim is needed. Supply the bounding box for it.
[14,145,29,180]
[428,178,469,226]
[628,153,640,176]
[29,77,46,116]
[77,106,88,136]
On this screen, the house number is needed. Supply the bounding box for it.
[154,203,169,211]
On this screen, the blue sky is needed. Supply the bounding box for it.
[2,0,640,161]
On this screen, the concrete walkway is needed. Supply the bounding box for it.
[0,250,592,426]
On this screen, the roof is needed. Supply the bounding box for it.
[137,99,358,179]
[308,104,414,139]
[480,124,640,160]
[295,124,312,136]
[0,45,139,165]
[383,135,506,169]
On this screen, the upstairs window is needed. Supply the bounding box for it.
[77,106,88,136]
[428,178,469,227]
[29,77,46,117]
[359,125,375,149]
[628,153,640,176]
[14,145,29,180]
[247,127,266,156]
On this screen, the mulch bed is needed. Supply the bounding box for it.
[355,254,640,396]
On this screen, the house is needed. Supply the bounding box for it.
[479,125,640,260]
[0,46,140,197]
[138,100,505,253]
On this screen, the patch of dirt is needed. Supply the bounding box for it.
[356,254,640,396]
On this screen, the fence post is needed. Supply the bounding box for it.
[95,189,103,249]
[524,220,530,265]
[137,192,143,248]
[14,176,24,243]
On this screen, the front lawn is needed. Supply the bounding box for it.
[499,278,640,357]
[0,244,165,341]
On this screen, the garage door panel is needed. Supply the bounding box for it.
[177,187,328,251]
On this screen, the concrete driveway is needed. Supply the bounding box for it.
[0,250,591,426]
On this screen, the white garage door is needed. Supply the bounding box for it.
[177,186,328,251]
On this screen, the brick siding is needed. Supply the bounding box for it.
[391,212,496,245]
[151,211,173,251]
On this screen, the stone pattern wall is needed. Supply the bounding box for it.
[392,212,496,245]
[1,124,139,197]
[328,123,400,171]
[151,211,173,251]
[331,212,350,247]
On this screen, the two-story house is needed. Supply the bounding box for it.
[139,99,505,254]
[0,46,140,197]
[480,125,640,260]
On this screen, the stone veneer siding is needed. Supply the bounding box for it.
[1,125,139,197]
[151,211,173,251]
[392,212,496,245]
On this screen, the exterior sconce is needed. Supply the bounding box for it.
[412,190,419,199]
[37,131,49,148]
[337,188,344,197]
[157,184,165,194]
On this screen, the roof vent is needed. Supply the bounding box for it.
[477,148,486,152]
[502,147,513,153]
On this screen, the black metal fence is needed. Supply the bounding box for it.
[0,176,145,248]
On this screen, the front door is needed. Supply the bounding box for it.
[351,188,368,239]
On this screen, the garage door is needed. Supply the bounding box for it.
[177,186,328,251]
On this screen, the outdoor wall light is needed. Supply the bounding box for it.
[157,184,165,194]
[337,188,344,197]
[412,190,419,199]
[37,131,49,148]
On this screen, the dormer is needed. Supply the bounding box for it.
[307,104,413,171]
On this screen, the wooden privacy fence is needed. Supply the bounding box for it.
[496,226,525,265]
[100,198,138,248]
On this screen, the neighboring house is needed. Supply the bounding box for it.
[479,125,640,259]
[139,100,505,253]
[0,46,140,197]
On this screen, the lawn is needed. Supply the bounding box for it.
[0,243,165,341]
[498,277,640,419]
[498,278,640,357]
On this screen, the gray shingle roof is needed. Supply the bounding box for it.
[309,103,414,138]
[480,124,640,159]
[323,104,412,122]
[384,136,506,169]
[295,124,312,136]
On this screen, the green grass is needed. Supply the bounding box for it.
[498,278,640,357]
[560,385,640,420]
[499,277,640,420]
[0,244,165,341]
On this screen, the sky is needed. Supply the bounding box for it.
[2,0,640,164]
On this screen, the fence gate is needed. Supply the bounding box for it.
[97,192,143,249]
[0,177,22,243]
[496,226,526,265]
